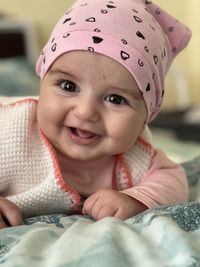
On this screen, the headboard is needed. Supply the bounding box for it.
[0,17,40,96]
[0,17,39,64]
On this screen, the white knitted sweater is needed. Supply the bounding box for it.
[0,97,153,218]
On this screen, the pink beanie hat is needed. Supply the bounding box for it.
[36,0,191,121]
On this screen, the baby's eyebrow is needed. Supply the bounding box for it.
[48,68,76,79]
[114,86,143,101]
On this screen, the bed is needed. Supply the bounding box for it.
[0,157,199,266]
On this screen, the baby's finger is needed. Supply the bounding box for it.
[82,193,100,216]
[114,208,128,220]
[0,214,9,229]
[95,205,118,221]
[4,207,23,227]
[0,199,23,227]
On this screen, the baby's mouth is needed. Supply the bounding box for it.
[68,127,101,145]
[70,127,96,139]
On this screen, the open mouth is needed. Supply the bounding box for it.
[70,127,96,138]
[67,127,101,145]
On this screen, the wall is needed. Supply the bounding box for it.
[153,1,200,109]
[0,0,74,47]
[0,0,199,108]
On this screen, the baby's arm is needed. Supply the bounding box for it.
[82,150,188,221]
[122,149,188,209]
[0,197,23,228]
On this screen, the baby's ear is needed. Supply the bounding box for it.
[145,1,192,68]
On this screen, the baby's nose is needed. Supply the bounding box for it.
[75,96,100,122]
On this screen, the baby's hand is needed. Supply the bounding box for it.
[0,197,23,228]
[82,189,147,221]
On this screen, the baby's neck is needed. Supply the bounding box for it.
[58,153,114,179]
[56,152,116,196]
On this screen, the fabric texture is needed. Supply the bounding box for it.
[0,203,200,266]
[0,97,187,218]
[36,0,191,121]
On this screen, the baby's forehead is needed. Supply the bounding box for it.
[50,50,139,84]
[51,50,132,73]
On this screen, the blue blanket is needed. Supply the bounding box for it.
[0,157,200,267]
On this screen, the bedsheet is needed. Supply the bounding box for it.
[0,156,200,267]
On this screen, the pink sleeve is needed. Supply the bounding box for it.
[121,149,188,208]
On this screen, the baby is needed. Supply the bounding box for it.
[0,0,191,228]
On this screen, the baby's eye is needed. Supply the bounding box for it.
[59,80,77,92]
[104,94,127,105]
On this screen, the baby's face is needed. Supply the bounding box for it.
[37,51,147,161]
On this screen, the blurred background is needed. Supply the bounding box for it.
[0,0,200,161]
